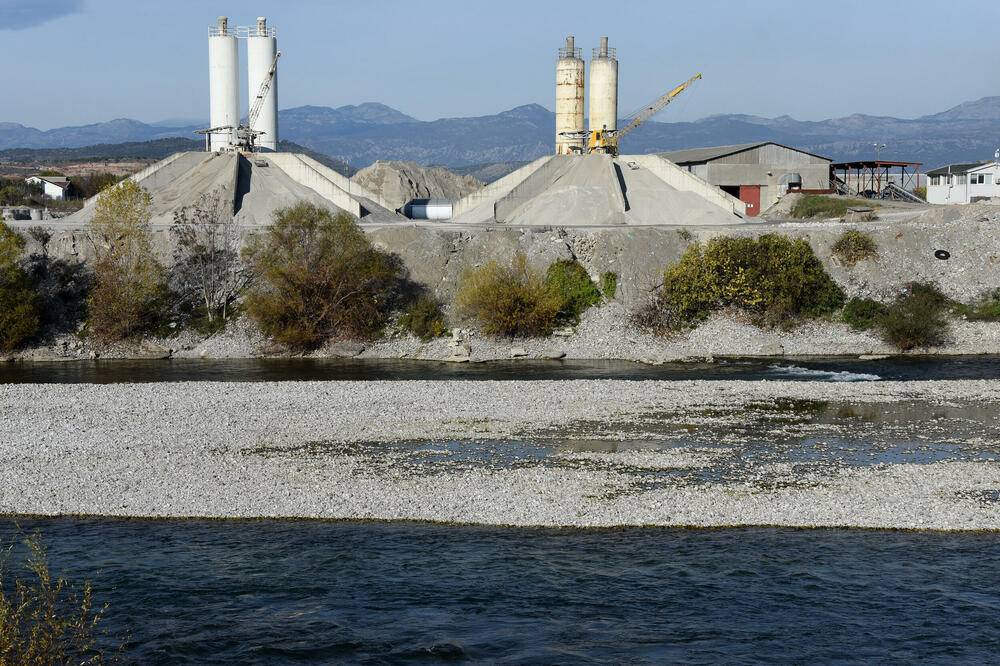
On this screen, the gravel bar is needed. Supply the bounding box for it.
[3,379,1000,530]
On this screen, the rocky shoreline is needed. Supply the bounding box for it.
[3,378,1000,530]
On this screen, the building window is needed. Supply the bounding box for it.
[957,175,967,184]
[930,176,940,185]
[987,174,993,185]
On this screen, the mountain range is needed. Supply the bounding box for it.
[2,98,998,171]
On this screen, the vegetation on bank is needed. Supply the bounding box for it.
[791,196,869,219]
[242,202,402,350]
[0,531,126,664]
[86,181,166,341]
[457,255,608,337]
[0,221,40,351]
[831,230,878,266]
[634,234,844,333]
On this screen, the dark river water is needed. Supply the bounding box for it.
[3,518,1000,664]
[3,354,1000,383]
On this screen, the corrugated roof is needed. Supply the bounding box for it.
[659,141,830,164]
[925,162,984,176]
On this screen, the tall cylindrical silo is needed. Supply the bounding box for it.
[555,36,584,155]
[208,16,240,151]
[247,17,278,152]
[588,37,618,136]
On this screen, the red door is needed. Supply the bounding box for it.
[739,186,760,217]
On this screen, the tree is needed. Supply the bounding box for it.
[86,182,165,340]
[0,221,40,351]
[171,190,248,325]
[243,202,400,350]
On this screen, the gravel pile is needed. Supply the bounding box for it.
[3,379,1000,530]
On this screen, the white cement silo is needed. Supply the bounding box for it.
[588,37,618,135]
[247,17,278,152]
[208,16,240,151]
[555,36,585,155]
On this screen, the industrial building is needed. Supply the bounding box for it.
[926,161,1000,204]
[659,142,831,216]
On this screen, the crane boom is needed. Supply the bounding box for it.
[247,51,281,131]
[617,72,701,142]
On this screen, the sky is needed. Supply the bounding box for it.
[2,0,998,130]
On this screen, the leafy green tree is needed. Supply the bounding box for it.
[243,202,400,350]
[86,182,165,340]
[0,221,40,351]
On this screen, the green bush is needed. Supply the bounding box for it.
[832,230,878,266]
[955,288,1000,322]
[545,259,602,325]
[458,254,562,337]
[636,234,844,332]
[841,297,887,330]
[243,203,399,350]
[0,222,40,351]
[879,282,950,350]
[399,294,447,341]
[600,271,618,298]
[791,196,868,219]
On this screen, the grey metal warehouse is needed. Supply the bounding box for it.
[659,142,831,216]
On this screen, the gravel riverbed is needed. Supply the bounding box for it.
[3,379,1000,530]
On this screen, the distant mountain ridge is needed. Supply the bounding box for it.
[3,97,999,170]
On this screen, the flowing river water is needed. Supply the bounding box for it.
[3,356,1000,662]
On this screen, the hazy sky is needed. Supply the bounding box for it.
[3,0,996,129]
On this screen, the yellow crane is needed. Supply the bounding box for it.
[562,72,702,157]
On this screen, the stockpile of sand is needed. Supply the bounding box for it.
[351,160,483,210]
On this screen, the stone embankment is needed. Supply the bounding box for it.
[2,379,999,530]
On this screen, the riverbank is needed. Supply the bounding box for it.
[3,379,999,530]
[10,300,1000,363]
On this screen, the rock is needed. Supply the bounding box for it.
[199,349,210,359]
[859,354,890,360]
[542,350,566,360]
[553,327,574,337]
[88,351,99,360]
[510,347,528,358]
[441,355,470,363]
[327,341,365,358]
[760,343,784,356]
[351,161,483,210]
[450,344,471,358]
[130,343,172,360]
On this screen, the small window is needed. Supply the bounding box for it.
[931,176,939,185]
[987,174,993,185]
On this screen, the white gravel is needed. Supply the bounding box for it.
[3,379,1000,530]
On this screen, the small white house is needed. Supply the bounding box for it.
[926,162,1000,204]
[24,175,71,201]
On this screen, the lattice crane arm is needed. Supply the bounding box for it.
[617,72,702,141]
[247,51,281,132]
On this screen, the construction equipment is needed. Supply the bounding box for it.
[236,50,281,152]
[561,72,702,156]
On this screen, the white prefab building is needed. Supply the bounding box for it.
[926,162,1000,204]
[25,176,70,201]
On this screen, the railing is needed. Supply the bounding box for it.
[208,26,277,38]
[592,47,616,59]
[558,47,582,58]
